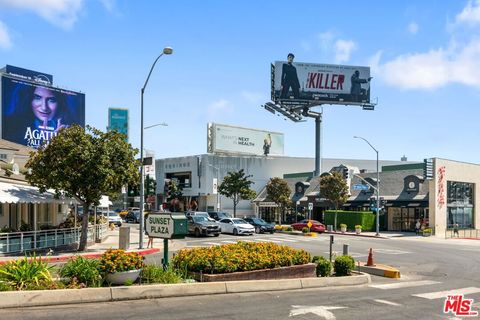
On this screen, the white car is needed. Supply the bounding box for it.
[218,218,254,235]
[107,212,123,227]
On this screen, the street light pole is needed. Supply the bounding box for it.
[354,136,380,236]
[207,164,220,211]
[139,47,173,249]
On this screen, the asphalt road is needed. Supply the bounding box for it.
[4,230,479,320]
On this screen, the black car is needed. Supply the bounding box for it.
[124,210,140,223]
[207,211,232,221]
[244,217,275,234]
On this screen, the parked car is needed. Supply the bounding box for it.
[124,210,141,223]
[243,217,275,234]
[291,220,326,233]
[207,211,233,221]
[108,212,123,227]
[187,215,221,237]
[218,218,254,236]
[185,211,216,221]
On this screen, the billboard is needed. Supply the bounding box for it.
[208,123,284,156]
[4,65,53,86]
[272,61,371,105]
[108,108,128,141]
[1,76,85,148]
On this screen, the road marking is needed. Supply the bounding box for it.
[323,251,366,258]
[270,237,297,242]
[220,240,237,244]
[374,249,411,255]
[204,242,221,246]
[254,239,281,243]
[373,299,402,306]
[412,287,480,300]
[289,305,346,319]
[370,280,441,290]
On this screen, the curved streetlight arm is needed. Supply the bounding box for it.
[142,53,165,93]
[353,136,378,153]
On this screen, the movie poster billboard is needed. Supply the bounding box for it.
[272,61,371,105]
[108,108,128,141]
[1,76,85,148]
[209,123,284,156]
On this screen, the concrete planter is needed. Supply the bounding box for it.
[340,226,347,233]
[192,263,316,282]
[355,228,362,234]
[105,269,141,285]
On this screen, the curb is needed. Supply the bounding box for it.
[324,231,390,239]
[0,273,371,309]
[357,262,400,279]
[0,248,160,265]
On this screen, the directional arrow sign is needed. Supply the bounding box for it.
[353,184,370,191]
[289,305,347,319]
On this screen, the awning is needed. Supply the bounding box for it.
[0,181,75,204]
[98,195,112,208]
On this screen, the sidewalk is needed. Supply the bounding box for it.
[0,227,186,264]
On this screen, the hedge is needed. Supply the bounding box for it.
[324,210,375,231]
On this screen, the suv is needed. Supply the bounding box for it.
[124,210,140,223]
[207,211,232,221]
[244,217,275,234]
[187,215,220,237]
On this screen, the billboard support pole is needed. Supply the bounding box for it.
[302,108,323,176]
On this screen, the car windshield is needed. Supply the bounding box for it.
[233,219,247,224]
[109,213,119,217]
[251,218,266,224]
[193,216,209,223]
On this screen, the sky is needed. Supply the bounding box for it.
[0,0,479,164]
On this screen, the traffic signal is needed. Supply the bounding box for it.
[164,180,172,199]
[369,196,376,211]
[145,176,157,196]
[128,184,139,197]
[423,158,433,180]
[342,167,349,180]
[380,197,386,208]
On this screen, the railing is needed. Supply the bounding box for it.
[0,223,108,254]
[445,228,480,239]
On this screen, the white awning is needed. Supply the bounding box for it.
[0,181,75,204]
[98,195,112,208]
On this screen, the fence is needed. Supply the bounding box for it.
[445,228,480,239]
[0,224,108,254]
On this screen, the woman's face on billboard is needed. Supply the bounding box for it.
[31,87,58,122]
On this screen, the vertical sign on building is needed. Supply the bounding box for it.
[108,108,129,141]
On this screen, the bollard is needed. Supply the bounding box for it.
[329,235,334,262]
[343,244,349,256]
[119,226,130,250]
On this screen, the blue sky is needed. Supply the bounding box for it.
[0,0,479,163]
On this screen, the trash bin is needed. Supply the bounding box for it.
[327,225,333,232]
[119,226,130,250]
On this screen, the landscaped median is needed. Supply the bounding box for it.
[0,273,371,309]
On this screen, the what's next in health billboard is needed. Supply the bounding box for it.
[1,76,85,148]
[108,108,129,141]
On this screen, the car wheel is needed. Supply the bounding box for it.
[233,228,238,236]
[214,233,220,237]
[255,227,260,234]
[195,228,201,237]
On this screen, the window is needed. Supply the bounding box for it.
[447,181,474,228]
[0,154,7,160]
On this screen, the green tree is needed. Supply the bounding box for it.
[266,177,292,224]
[218,169,256,217]
[25,125,139,251]
[320,172,349,231]
[167,180,183,212]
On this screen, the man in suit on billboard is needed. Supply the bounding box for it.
[350,70,372,102]
[280,53,300,99]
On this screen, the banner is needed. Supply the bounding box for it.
[272,61,371,105]
[1,76,85,148]
[108,108,128,141]
[210,123,284,156]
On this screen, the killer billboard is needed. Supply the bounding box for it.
[208,123,284,156]
[1,76,86,148]
[272,60,372,105]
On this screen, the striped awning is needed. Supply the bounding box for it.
[0,181,75,204]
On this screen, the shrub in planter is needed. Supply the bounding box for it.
[334,255,355,276]
[141,264,183,284]
[302,227,310,233]
[99,249,145,274]
[312,256,332,277]
[282,226,293,232]
[172,241,311,274]
[60,256,101,287]
[0,254,53,290]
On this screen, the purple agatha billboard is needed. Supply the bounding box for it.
[1,76,85,148]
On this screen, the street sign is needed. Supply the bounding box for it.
[308,202,313,210]
[307,221,312,228]
[146,214,174,238]
[353,184,370,191]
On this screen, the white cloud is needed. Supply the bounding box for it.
[371,1,480,90]
[334,39,356,63]
[408,22,419,34]
[207,99,234,119]
[0,20,12,49]
[0,0,84,29]
[455,0,480,26]
[317,31,335,51]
